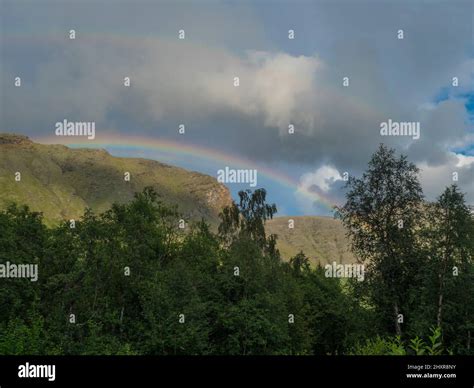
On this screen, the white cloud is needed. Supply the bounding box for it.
[418,153,474,202]
[298,165,342,193]
[3,37,323,136]
[294,165,343,214]
[456,154,474,168]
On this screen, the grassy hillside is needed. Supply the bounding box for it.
[0,133,232,227]
[266,216,356,265]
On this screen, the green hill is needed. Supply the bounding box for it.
[0,133,232,227]
[266,216,356,265]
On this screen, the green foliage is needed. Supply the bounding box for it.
[218,188,277,251]
[412,185,474,352]
[426,327,443,355]
[387,336,406,355]
[336,144,425,337]
[352,327,445,356]
[0,317,44,355]
[0,187,368,355]
[0,144,472,356]
[350,336,392,356]
[409,336,425,355]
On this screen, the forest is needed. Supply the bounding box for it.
[0,144,472,355]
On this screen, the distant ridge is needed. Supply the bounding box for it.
[266,216,356,265]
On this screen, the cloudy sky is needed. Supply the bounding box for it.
[1,0,473,216]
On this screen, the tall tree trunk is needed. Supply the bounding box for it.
[436,292,443,328]
[437,247,448,328]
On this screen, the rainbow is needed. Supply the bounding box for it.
[35,133,338,212]
[35,133,338,213]
[7,33,338,212]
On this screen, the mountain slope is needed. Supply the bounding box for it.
[0,134,232,226]
[266,216,356,265]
